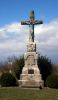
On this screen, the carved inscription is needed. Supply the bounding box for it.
[28,69,34,74]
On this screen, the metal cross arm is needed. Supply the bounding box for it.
[34,20,43,25]
[21,21,30,25]
[21,20,43,25]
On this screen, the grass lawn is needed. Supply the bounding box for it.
[0,87,58,100]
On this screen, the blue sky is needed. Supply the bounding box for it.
[0,0,58,26]
[0,0,58,64]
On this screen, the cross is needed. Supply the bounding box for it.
[21,10,43,42]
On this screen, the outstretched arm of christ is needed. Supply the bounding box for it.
[21,20,43,25]
[21,21,30,25]
[34,20,43,25]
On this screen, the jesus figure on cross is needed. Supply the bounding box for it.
[21,10,43,42]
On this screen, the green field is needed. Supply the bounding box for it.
[0,87,58,100]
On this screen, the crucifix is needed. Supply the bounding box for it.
[21,10,43,42]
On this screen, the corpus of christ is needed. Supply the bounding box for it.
[18,11,44,88]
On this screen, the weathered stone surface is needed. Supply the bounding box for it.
[27,42,36,52]
[19,48,44,87]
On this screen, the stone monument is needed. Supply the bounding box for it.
[19,11,44,88]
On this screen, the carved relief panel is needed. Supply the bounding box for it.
[27,43,36,52]
[27,55,35,66]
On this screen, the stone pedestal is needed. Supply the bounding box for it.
[18,42,44,88]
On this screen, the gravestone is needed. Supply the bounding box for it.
[19,11,44,88]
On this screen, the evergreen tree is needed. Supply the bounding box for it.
[38,56,52,85]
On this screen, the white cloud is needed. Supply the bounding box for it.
[0,19,58,63]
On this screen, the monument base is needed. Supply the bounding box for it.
[18,51,44,88]
[18,73,44,88]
